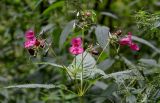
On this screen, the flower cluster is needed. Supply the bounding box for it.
[69,37,84,55]
[119,32,139,51]
[24,29,45,49]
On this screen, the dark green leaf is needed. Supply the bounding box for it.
[59,20,76,48]
[95,26,110,51]
[98,58,115,70]
[42,1,64,15]
[132,36,160,53]
[101,12,118,19]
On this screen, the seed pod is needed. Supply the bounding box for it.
[88,44,99,55]
[35,39,40,46]
[85,11,91,17]
[91,50,99,55]
[40,40,45,48]
[28,49,35,55]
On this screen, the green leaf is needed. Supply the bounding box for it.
[59,20,76,48]
[94,81,108,90]
[42,1,64,15]
[132,36,160,53]
[126,95,137,103]
[6,84,56,89]
[98,58,115,70]
[39,24,54,35]
[0,76,7,82]
[95,26,110,51]
[101,12,118,19]
[68,51,106,79]
[35,62,63,68]
[34,0,43,9]
[139,58,160,67]
[121,56,135,67]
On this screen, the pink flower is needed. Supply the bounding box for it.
[69,37,84,55]
[130,43,140,51]
[24,38,36,48]
[69,46,84,55]
[119,32,132,46]
[119,32,140,51]
[25,29,35,40]
[71,37,82,47]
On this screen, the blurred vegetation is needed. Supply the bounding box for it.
[0,0,160,103]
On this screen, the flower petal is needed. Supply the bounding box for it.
[69,46,84,55]
[130,43,140,51]
[24,38,36,48]
[71,37,82,47]
[25,29,35,40]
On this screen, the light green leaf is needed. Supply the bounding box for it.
[6,84,56,89]
[94,81,108,90]
[59,20,77,48]
[126,95,137,103]
[68,51,105,79]
[102,70,133,79]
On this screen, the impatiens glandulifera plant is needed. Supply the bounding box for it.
[8,9,160,103]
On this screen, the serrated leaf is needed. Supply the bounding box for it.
[95,26,110,51]
[6,84,56,89]
[126,95,137,103]
[42,1,64,15]
[132,36,160,53]
[68,51,106,79]
[59,20,76,48]
[102,70,133,79]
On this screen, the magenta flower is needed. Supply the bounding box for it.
[71,37,82,47]
[25,29,35,40]
[69,37,84,55]
[24,38,36,48]
[119,32,140,51]
[119,32,132,46]
[130,43,140,51]
[24,29,36,49]
[69,46,84,55]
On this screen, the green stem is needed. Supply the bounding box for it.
[49,46,74,82]
[74,55,80,94]
[81,28,85,96]
[79,96,84,103]
[92,40,110,69]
